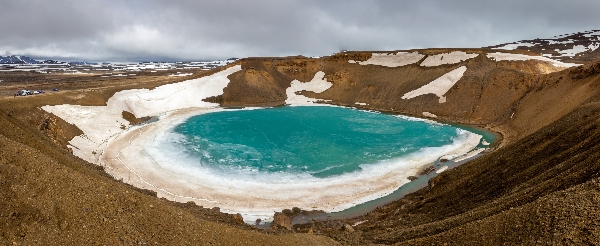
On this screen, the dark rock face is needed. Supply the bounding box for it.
[232,213,244,224]
[271,212,292,230]
[486,29,600,64]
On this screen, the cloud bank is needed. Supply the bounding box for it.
[1,0,599,61]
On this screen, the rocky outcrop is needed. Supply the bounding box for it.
[271,212,292,230]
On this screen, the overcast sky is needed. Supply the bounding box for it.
[0,0,598,62]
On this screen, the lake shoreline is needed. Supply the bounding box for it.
[99,105,493,224]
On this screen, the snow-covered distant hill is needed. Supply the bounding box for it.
[0,55,39,64]
[487,30,600,64]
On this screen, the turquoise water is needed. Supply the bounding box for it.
[171,106,466,178]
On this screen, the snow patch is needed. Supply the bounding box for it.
[349,52,425,67]
[401,66,467,103]
[486,52,580,68]
[285,71,333,105]
[453,148,486,162]
[584,31,600,37]
[493,42,536,50]
[545,39,574,45]
[422,112,437,118]
[169,73,192,77]
[556,45,589,57]
[420,51,479,67]
[436,166,448,174]
[42,65,242,163]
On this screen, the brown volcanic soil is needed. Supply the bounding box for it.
[0,70,338,245]
[2,50,600,245]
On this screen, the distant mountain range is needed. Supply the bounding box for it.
[3,30,599,65]
[0,55,238,65]
[0,55,40,64]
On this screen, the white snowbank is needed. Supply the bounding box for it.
[169,73,192,77]
[42,65,242,163]
[486,52,580,68]
[348,52,425,67]
[555,44,599,57]
[590,43,600,51]
[545,39,574,45]
[453,147,486,162]
[584,31,600,37]
[285,71,333,105]
[401,66,467,103]
[493,42,536,50]
[420,51,479,67]
[436,166,448,174]
[422,112,437,118]
[556,45,587,57]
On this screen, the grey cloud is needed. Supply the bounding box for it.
[0,0,598,61]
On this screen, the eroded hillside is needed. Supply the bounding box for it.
[210,50,600,244]
[222,49,585,144]
[1,46,600,245]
